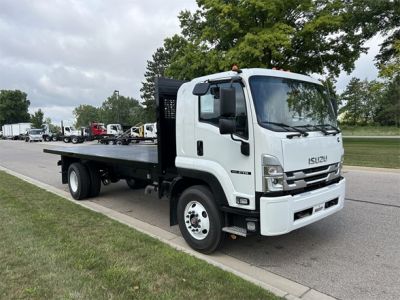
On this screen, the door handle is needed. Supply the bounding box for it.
[197,140,203,156]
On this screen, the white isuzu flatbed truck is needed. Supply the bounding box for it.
[45,68,346,253]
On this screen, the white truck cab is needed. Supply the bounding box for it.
[176,68,345,237]
[27,128,43,142]
[144,122,157,138]
[107,124,123,135]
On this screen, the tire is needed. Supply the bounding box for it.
[71,136,79,144]
[63,137,71,143]
[67,162,90,200]
[126,178,148,189]
[116,140,123,145]
[44,136,50,142]
[177,185,224,254]
[84,163,101,197]
[25,137,29,142]
[52,136,58,142]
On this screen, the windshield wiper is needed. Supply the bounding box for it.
[319,124,341,134]
[299,124,337,136]
[262,122,309,137]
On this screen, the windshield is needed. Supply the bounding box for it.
[30,129,42,134]
[249,76,336,132]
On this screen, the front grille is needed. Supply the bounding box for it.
[284,163,340,191]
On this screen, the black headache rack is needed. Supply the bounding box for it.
[155,77,187,177]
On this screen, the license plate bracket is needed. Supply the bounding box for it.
[313,203,325,214]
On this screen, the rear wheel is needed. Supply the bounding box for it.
[52,136,58,141]
[126,178,148,189]
[68,162,90,200]
[71,136,79,144]
[177,185,224,254]
[44,136,50,142]
[63,137,70,143]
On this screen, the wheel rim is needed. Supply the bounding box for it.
[69,170,78,193]
[184,201,210,240]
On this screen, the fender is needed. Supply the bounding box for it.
[168,168,229,225]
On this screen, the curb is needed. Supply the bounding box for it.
[0,165,336,300]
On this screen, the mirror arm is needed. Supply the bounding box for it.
[230,134,250,156]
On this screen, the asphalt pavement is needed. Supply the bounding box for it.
[0,140,399,300]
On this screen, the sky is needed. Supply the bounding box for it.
[0,0,381,124]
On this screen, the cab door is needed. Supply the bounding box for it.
[194,81,255,209]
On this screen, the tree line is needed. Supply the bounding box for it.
[73,92,149,128]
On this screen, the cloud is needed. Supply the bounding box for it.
[0,0,197,123]
[336,35,382,93]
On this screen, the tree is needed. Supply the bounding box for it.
[73,105,100,128]
[0,90,30,127]
[339,78,384,125]
[44,117,61,133]
[160,0,398,80]
[141,47,171,122]
[140,35,188,121]
[374,75,400,126]
[99,93,144,126]
[30,109,44,128]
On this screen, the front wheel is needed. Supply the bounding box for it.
[63,137,70,143]
[177,185,224,254]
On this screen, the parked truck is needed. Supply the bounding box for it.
[106,124,123,135]
[25,128,44,142]
[2,123,31,140]
[45,68,345,253]
[60,122,85,144]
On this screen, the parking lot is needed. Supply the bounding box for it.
[0,139,399,299]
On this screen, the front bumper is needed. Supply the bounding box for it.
[259,178,345,235]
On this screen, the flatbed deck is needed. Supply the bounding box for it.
[44,144,158,166]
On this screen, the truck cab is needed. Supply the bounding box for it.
[172,68,345,245]
[27,128,43,142]
[107,124,123,135]
[143,123,157,138]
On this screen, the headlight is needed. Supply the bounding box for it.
[262,155,284,192]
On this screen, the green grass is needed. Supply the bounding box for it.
[0,172,279,300]
[343,138,400,169]
[341,125,400,136]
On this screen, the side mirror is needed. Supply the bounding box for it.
[330,98,338,117]
[219,118,236,135]
[220,87,236,117]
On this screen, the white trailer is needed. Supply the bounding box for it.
[2,123,31,139]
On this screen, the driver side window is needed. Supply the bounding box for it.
[199,82,248,139]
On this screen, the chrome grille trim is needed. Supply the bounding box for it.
[284,163,340,190]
